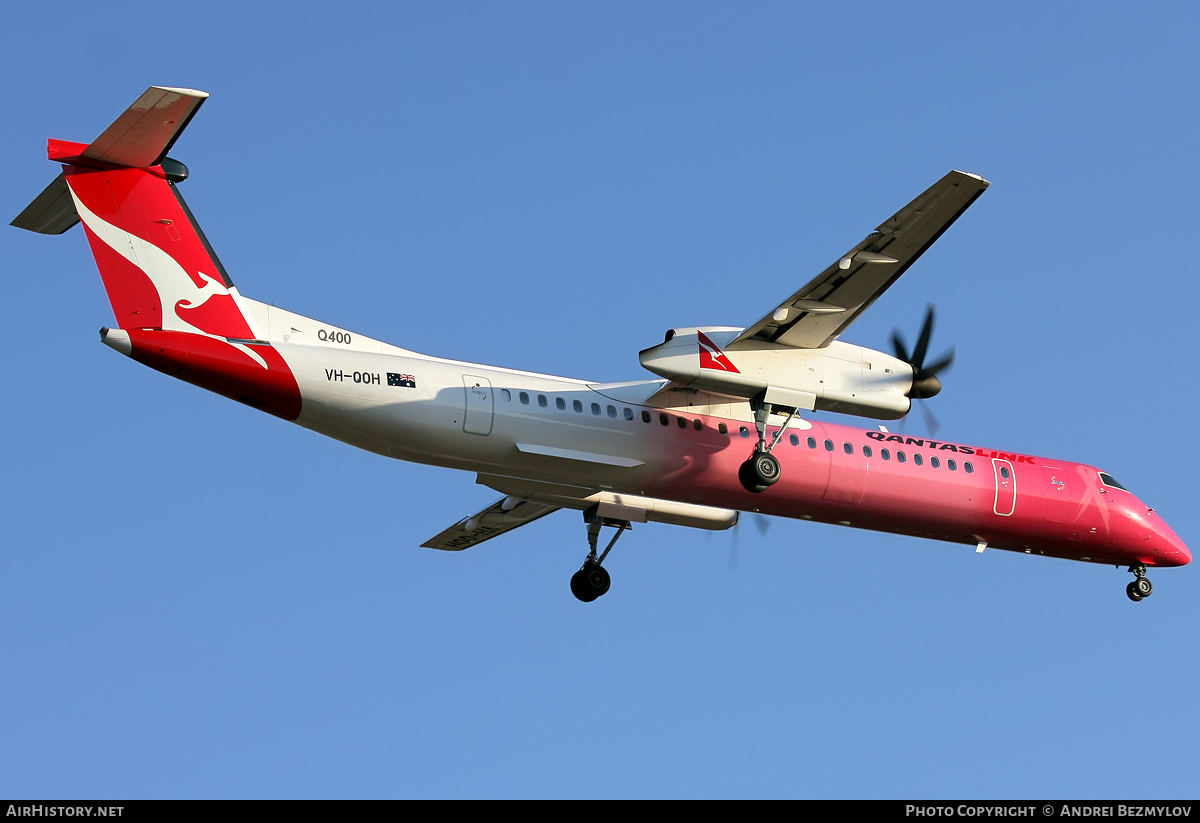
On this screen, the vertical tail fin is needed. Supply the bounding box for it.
[13,86,260,341]
[12,87,302,420]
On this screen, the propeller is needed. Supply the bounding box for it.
[890,304,954,434]
[728,512,771,571]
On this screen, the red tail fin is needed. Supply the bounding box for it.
[12,87,302,420]
[13,86,261,341]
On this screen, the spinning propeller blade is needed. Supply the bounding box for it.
[891,305,954,433]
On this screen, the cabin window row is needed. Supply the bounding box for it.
[792,434,974,472]
[501,389,638,420]
[497,392,973,471]
[501,390,709,427]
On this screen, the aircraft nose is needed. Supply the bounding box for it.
[1149,511,1191,566]
[1170,535,1192,566]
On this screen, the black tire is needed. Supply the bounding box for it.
[1126,581,1144,602]
[1134,577,1153,597]
[751,452,781,487]
[581,561,611,598]
[738,459,768,493]
[570,569,598,602]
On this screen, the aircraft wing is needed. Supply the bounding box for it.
[732,170,989,350]
[421,496,559,551]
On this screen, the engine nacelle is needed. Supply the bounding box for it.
[639,326,913,419]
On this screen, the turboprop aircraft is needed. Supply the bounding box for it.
[12,87,1190,602]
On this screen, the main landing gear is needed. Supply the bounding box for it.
[570,507,631,603]
[1126,564,1154,602]
[738,395,799,494]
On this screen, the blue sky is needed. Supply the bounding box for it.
[3,1,1198,799]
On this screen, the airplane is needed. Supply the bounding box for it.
[12,86,1190,603]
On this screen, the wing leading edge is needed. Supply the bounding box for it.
[733,170,989,350]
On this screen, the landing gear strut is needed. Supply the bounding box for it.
[1126,564,1153,602]
[570,507,630,603]
[738,395,798,494]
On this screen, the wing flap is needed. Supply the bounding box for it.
[734,170,989,350]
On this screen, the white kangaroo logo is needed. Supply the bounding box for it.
[70,191,267,369]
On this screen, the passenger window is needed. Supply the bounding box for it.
[807,437,817,449]
[947,459,956,471]
[789,434,799,446]
[538,394,548,408]
[719,423,728,435]
[677,417,687,429]
[824,439,833,452]
[573,400,583,413]
[897,452,907,463]
[1000,466,1010,480]
[661,414,670,426]
[863,446,872,458]
[693,419,703,431]
[591,403,601,415]
[881,449,891,460]
[642,410,651,423]
[843,442,853,455]
[930,456,940,469]
[519,391,530,404]
[501,389,511,402]
[556,397,566,410]
[740,427,750,438]
[607,405,617,418]
[913,454,923,466]
[964,462,974,474]
[624,407,634,421]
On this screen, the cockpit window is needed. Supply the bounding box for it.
[1099,472,1127,491]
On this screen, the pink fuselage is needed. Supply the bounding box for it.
[630,412,1189,569]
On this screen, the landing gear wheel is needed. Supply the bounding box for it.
[739,453,780,493]
[571,561,610,602]
[570,569,596,602]
[571,508,628,602]
[738,459,768,493]
[752,452,781,486]
[1126,565,1153,602]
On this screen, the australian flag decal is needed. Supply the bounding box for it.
[387,373,417,388]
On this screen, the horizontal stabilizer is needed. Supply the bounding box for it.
[12,86,209,236]
[82,86,208,168]
[10,173,79,234]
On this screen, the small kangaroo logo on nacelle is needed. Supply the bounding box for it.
[697,331,740,373]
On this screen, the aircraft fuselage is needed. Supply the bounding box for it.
[103,300,1190,572]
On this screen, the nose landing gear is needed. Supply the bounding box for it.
[570,506,631,603]
[1126,564,1153,602]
